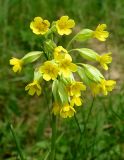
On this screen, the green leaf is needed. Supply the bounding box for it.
[75,29,93,41]
[22,51,42,64]
[75,48,99,61]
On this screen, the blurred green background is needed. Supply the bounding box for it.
[0,0,124,160]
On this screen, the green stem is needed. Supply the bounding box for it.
[50,114,57,160]
[74,114,82,134]
[74,97,95,160]
[66,35,76,50]
[9,124,24,160]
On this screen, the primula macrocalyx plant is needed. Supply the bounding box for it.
[10,15,116,119]
[10,15,116,160]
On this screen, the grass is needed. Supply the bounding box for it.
[0,0,124,159]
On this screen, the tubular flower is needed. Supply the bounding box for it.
[60,104,76,118]
[56,16,75,35]
[52,103,61,116]
[54,46,71,61]
[70,96,82,106]
[59,58,77,77]
[97,52,112,70]
[25,80,42,96]
[67,81,86,97]
[90,79,116,96]
[40,61,59,81]
[93,24,109,41]
[30,17,50,35]
[10,57,23,73]
[100,79,116,96]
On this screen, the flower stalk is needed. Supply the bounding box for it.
[50,114,57,160]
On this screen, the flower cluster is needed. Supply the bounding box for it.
[10,16,116,118]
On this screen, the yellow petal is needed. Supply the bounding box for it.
[28,88,35,96]
[67,19,75,28]
[60,16,69,22]
[43,74,51,81]
[64,29,72,35]
[34,17,43,22]
[44,20,50,27]
[69,63,77,72]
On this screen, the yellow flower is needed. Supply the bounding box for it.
[59,58,77,77]
[52,103,61,116]
[90,83,101,96]
[67,81,86,97]
[25,80,42,96]
[60,104,76,118]
[10,57,23,73]
[40,61,59,81]
[97,52,112,70]
[30,17,50,35]
[54,46,71,61]
[93,24,109,41]
[56,16,75,35]
[70,96,82,106]
[100,79,116,95]
[90,79,116,96]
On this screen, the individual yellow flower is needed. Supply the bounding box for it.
[100,79,116,95]
[97,52,112,70]
[54,46,71,61]
[93,24,109,41]
[90,79,116,96]
[52,102,61,116]
[40,61,59,81]
[56,16,75,35]
[25,80,42,96]
[10,57,23,73]
[67,81,86,97]
[59,58,77,77]
[60,104,76,118]
[30,17,50,35]
[70,96,82,106]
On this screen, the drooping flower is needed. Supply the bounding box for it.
[97,52,112,70]
[25,80,42,96]
[40,61,59,81]
[52,103,61,116]
[100,79,116,95]
[70,96,82,106]
[10,57,23,73]
[67,81,86,97]
[54,46,71,61]
[30,17,50,35]
[93,24,109,41]
[60,104,76,118]
[90,79,116,96]
[59,58,77,77]
[56,16,75,35]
